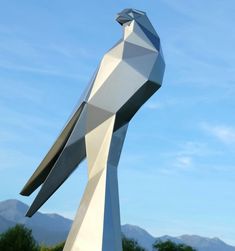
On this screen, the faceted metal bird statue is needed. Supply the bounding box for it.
[20,8,165,251]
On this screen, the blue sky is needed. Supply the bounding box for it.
[1,0,235,245]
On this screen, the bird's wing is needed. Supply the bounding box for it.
[25,104,89,217]
[20,102,86,196]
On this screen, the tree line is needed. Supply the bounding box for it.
[0,225,196,251]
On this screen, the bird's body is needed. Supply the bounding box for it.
[21,9,165,251]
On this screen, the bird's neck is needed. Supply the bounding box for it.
[123,19,157,38]
[123,21,136,39]
[122,20,158,51]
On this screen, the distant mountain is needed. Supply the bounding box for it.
[123,224,235,251]
[0,199,235,251]
[122,224,155,250]
[0,199,72,245]
[178,235,235,251]
[0,215,15,233]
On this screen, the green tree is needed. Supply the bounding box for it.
[153,240,196,251]
[40,242,65,251]
[41,238,145,251]
[48,242,65,251]
[39,246,49,251]
[122,236,146,251]
[0,224,39,251]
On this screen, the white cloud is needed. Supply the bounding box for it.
[145,102,162,110]
[158,153,194,175]
[0,61,83,80]
[0,148,37,171]
[202,123,235,144]
[144,98,180,110]
[175,156,193,169]
[178,141,221,157]
[158,138,227,174]
[0,81,43,104]
[0,34,95,81]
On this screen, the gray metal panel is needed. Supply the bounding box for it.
[63,170,104,251]
[26,137,86,217]
[20,102,85,196]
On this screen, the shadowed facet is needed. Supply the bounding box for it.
[20,102,85,196]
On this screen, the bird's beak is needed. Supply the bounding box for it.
[116,13,132,25]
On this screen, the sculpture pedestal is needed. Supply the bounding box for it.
[63,121,128,251]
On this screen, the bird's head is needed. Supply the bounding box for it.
[116,8,146,26]
[116,8,160,50]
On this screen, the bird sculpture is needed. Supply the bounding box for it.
[20,8,165,251]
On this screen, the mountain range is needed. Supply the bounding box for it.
[0,199,234,251]
[122,224,235,251]
[0,199,71,245]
